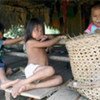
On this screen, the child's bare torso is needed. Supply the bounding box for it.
[26,42,48,66]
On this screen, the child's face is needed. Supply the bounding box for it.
[32,25,44,40]
[91,8,100,27]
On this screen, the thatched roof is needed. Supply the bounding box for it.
[0,0,54,29]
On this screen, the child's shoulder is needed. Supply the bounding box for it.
[26,39,38,45]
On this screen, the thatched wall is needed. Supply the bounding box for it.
[0,0,49,29]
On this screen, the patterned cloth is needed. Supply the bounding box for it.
[84,23,100,34]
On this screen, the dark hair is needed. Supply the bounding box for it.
[0,22,5,34]
[25,17,44,42]
[91,1,100,12]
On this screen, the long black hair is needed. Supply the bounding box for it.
[25,17,44,42]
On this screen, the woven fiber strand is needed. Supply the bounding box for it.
[65,33,100,100]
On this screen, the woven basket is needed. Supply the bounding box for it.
[65,33,100,100]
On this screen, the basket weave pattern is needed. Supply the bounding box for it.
[66,34,100,100]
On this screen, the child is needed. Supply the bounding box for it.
[0,22,23,89]
[11,18,64,98]
[84,3,100,34]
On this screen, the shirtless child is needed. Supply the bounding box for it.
[11,18,64,98]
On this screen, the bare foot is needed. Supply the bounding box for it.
[6,68,20,76]
[18,83,36,93]
[12,81,36,98]
[6,68,12,75]
[0,79,20,90]
[12,79,25,98]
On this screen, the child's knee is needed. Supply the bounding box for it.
[51,75,63,85]
[46,66,55,75]
[56,75,63,84]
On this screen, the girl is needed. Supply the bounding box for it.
[11,18,65,98]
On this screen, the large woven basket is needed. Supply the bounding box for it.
[65,33,100,100]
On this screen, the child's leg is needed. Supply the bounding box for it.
[11,66,63,98]
[25,66,56,84]
[0,68,19,90]
[20,75,63,91]
[1,79,20,90]
[0,68,7,81]
[12,75,63,98]
[11,66,55,91]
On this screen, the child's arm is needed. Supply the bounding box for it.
[40,35,54,42]
[28,35,65,48]
[3,37,23,46]
[47,35,54,39]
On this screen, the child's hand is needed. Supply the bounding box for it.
[17,36,24,42]
[57,35,67,44]
[59,35,67,40]
[40,35,48,42]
